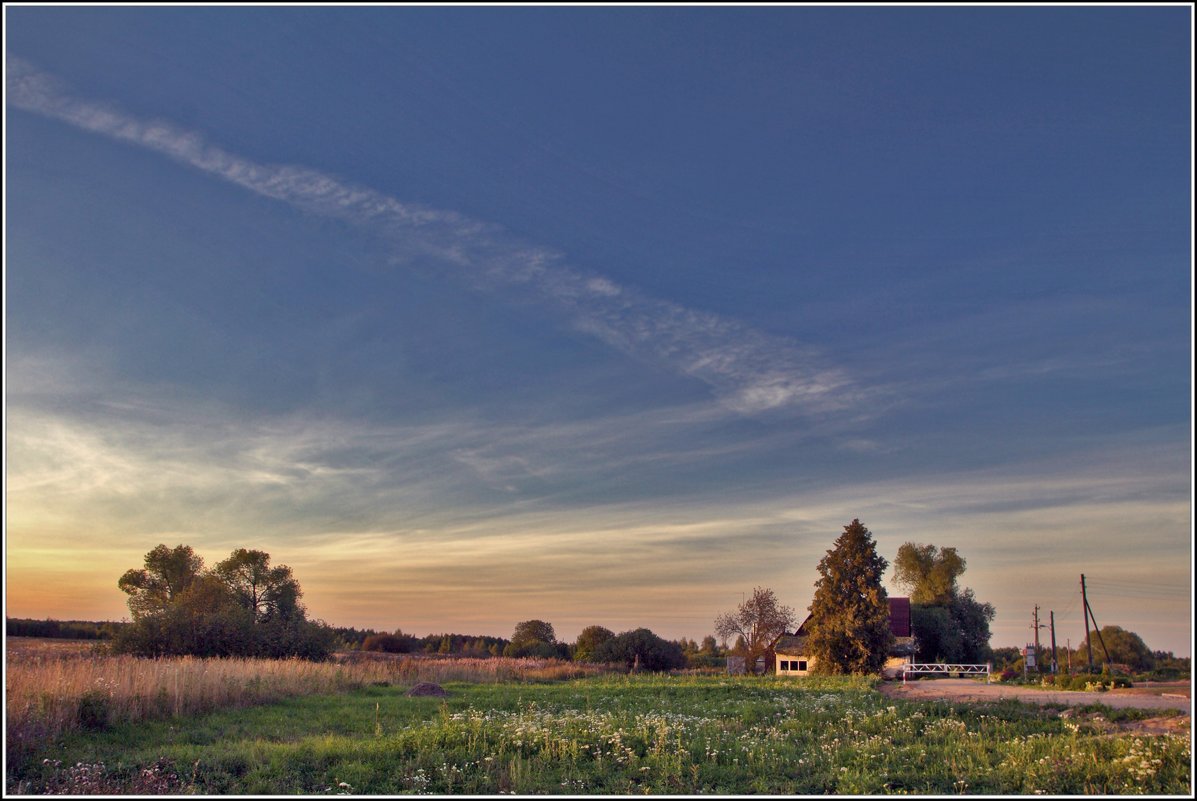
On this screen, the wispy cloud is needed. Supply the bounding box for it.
[7,358,1187,647]
[6,56,857,416]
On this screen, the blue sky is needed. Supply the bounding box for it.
[5,6,1192,655]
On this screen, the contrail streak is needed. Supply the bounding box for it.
[7,56,857,415]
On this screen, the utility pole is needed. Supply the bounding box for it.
[1049,610,1058,675]
[1033,606,1042,669]
[1066,638,1071,673]
[1081,574,1094,672]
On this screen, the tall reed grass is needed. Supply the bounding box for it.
[4,645,612,758]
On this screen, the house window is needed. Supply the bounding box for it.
[780,660,790,671]
[798,660,807,671]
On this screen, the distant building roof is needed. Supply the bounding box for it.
[774,633,809,654]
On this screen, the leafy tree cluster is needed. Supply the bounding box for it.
[592,628,686,671]
[1090,625,1153,671]
[6,618,127,640]
[892,542,995,664]
[573,625,616,662]
[990,646,1021,670]
[1149,650,1190,677]
[675,634,724,668]
[808,519,894,674]
[112,544,335,660]
[1062,625,1156,672]
[503,619,569,658]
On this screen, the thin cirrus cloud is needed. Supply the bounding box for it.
[6,364,1188,646]
[6,56,857,417]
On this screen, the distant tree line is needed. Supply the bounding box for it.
[6,618,127,640]
[343,628,511,657]
[496,620,726,671]
[347,618,730,671]
[20,545,751,671]
[10,608,732,671]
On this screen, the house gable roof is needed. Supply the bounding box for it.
[772,597,912,655]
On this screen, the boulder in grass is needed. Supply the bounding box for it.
[406,682,448,697]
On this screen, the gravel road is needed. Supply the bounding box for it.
[877,678,1191,713]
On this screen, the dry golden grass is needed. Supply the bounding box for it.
[4,639,614,757]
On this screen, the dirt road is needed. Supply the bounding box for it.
[878,678,1191,713]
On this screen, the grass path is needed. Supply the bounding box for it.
[9,675,1191,795]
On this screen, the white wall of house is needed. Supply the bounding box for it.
[775,654,814,675]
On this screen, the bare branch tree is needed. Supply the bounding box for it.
[714,587,795,669]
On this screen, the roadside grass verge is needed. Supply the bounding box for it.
[9,675,1190,795]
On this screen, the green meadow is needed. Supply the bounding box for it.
[9,674,1190,795]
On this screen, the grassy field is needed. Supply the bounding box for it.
[6,666,1191,795]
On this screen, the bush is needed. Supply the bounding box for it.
[1052,673,1131,691]
[76,691,111,731]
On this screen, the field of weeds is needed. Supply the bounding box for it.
[4,641,611,764]
[6,671,1191,795]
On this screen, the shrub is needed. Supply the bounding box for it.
[76,691,111,731]
[1052,673,1132,691]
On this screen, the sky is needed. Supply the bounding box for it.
[4,5,1192,656]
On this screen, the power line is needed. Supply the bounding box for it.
[1086,578,1188,592]
[1085,587,1188,597]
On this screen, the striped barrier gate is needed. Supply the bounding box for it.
[901,663,992,683]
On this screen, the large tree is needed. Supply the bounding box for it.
[949,588,995,663]
[892,543,965,605]
[118,544,205,619]
[807,519,893,674]
[1087,625,1154,671]
[504,619,560,658]
[892,542,994,663]
[714,587,795,670]
[213,548,302,623]
[573,625,615,662]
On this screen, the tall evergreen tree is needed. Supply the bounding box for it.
[808,519,893,674]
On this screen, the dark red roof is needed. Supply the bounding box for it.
[888,597,911,637]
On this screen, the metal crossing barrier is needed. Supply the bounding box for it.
[900,663,992,683]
